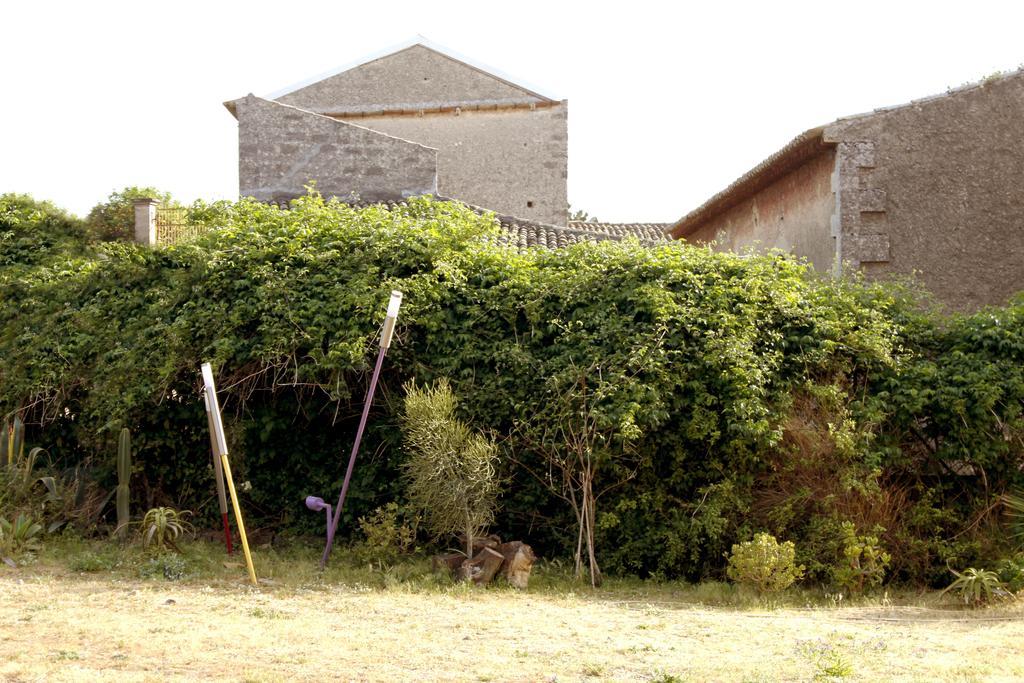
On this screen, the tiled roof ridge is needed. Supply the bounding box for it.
[448,199,674,249]
[568,221,672,241]
[446,199,634,249]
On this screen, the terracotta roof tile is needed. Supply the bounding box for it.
[567,221,671,242]
[266,196,666,251]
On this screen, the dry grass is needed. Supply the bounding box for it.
[1,543,1022,682]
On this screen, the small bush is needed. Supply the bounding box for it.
[138,552,189,581]
[995,554,1024,593]
[726,533,804,594]
[354,502,417,567]
[69,550,119,573]
[830,522,890,594]
[796,635,855,680]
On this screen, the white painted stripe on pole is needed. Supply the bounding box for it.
[386,290,403,318]
[201,363,229,457]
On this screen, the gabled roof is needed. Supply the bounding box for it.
[669,67,1024,239]
[267,36,560,105]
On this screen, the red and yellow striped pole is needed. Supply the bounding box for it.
[202,363,257,586]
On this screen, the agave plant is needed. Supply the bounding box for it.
[941,567,1014,606]
[0,513,43,563]
[138,507,193,552]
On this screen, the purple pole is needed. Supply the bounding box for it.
[320,346,387,567]
[319,290,403,568]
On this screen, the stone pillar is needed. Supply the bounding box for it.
[133,198,159,246]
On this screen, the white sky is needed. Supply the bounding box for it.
[1,0,1022,223]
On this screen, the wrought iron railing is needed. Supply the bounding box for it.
[155,207,208,245]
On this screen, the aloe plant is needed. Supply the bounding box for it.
[138,507,193,551]
[941,567,1014,606]
[116,428,131,539]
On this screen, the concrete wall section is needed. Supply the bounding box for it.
[235,95,437,205]
[277,45,546,114]
[347,104,568,225]
[685,149,837,271]
[826,72,1024,310]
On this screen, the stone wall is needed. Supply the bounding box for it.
[343,105,568,225]
[685,150,837,272]
[267,43,568,225]
[825,72,1024,310]
[234,95,437,205]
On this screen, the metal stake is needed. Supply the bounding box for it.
[319,290,403,568]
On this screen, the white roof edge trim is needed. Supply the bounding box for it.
[265,35,562,103]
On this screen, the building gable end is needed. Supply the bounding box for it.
[273,42,556,115]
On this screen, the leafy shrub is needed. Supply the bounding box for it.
[941,567,1013,606]
[994,554,1024,593]
[354,502,417,567]
[69,549,119,572]
[830,522,891,594]
[0,193,89,269]
[726,533,804,593]
[796,635,855,680]
[138,552,189,581]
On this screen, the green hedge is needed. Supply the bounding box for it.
[1,193,90,269]
[2,193,1021,584]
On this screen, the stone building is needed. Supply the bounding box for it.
[669,70,1024,310]
[225,39,569,226]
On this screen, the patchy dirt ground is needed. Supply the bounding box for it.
[1,571,1022,682]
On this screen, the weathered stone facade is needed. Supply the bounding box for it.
[226,41,568,225]
[672,70,1024,311]
[338,106,567,226]
[232,95,437,205]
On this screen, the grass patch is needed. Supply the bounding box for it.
[2,536,1023,681]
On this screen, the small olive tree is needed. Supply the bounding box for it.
[401,380,500,563]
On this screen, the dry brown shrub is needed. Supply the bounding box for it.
[752,389,911,567]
